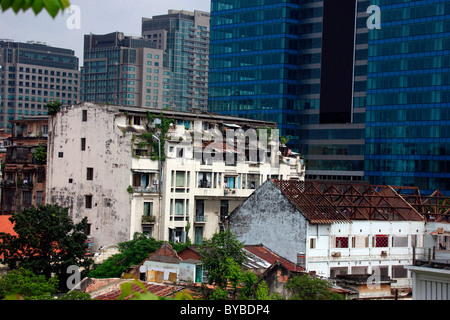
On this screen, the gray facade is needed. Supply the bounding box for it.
[0,40,80,131]
[229,179,308,263]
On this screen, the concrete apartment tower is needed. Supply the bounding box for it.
[0,40,80,131]
[142,10,210,111]
[81,32,171,109]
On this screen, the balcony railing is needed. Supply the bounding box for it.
[133,186,159,194]
[195,214,207,223]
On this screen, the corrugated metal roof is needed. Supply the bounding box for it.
[273,180,351,224]
[272,180,425,223]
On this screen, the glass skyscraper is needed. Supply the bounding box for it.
[209,0,369,182]
[142,10,210,111]
[365,0,450,194]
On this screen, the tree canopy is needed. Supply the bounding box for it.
[0,268,58,300]
[0,205,92,289]
[0,0,71,18]
[198,229,248,289]
[285,274,344,300]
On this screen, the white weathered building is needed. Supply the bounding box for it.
[46,102,305,252]
[228,180,449,292]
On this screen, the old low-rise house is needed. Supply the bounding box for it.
[227,180,450,292]
[46,102,305,252]
[1,116,48,214]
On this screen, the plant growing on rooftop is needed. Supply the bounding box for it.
[46,100,62,115]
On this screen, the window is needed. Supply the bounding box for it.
[197,172,212,188]
[352,236,369,248]
[195,227,204,244]
[22,191,32,208]
[36,191,43,205]
[81,138,86,151]
[392,236,408,248]
[224,176,235,189]
[85,195,93,209]
[82,110,87,122]
[143,202,153,217]
[174,199,184,216]
[373,235,389,248]
[175,171,185,187]
[86,168,94,181]
[220,200,228,220]
[310,238,316,249]
[58,152,64,158]
[392,265,408,279]
[335,237,349,248]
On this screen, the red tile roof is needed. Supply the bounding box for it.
[244,244,304,273]
[92,280,183,300]
[0,216,16,236]
[177,245,304,273]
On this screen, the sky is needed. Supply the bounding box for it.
[0,0,211,64]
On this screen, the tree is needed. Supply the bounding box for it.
[88,233,189,279]
[198,230,248,289]
[0,268,58,300]
[32,143,47,164]
[0,205,92,291]
[285,274,344,300]
[0,0,71,18]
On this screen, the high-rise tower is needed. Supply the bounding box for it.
[142,10,210,111]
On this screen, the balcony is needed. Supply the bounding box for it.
[133,186,159,194]
[142,215,156,224]
[195,214,207,224]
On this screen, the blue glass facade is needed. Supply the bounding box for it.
[365,0,450,194]
[209,0,303,140]
[209,0,368,182]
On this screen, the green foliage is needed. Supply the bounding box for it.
[141,112,174,162]
[0,205,92,290]
[279,136,290,146]
[88,233,189,279]
[57,290,91,300]
[255,280,270,300]
[46,100,62,115]
[0,0,71,18]
[32,143,47,164]
[209,287,228,300]
[285,274,344,300]
[0,268,58,300]
[240,270,259,300]
[198,230,248,289]
[127,185,133,193]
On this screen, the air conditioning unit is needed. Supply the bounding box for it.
[153,180,159,185]
[331,252,341,258]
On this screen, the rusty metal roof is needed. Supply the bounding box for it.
[272,180,352,224]
[272,180,425,223]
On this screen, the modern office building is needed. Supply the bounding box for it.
[81,32,171,108]
[210,0,450,195]
[142,10,210,111]
[208,0,369,183]
[364,0,450,195]
[0,40,80,130]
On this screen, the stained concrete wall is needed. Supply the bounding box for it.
[229,180,308,263]
[46,103,133,251]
